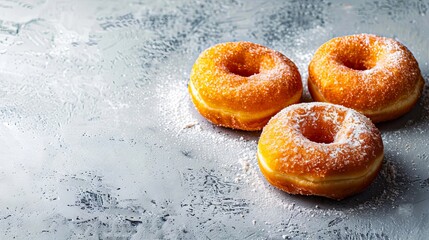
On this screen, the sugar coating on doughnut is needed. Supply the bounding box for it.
[189,41,302,130]
[257,102,384,199]
[308,34,424,122]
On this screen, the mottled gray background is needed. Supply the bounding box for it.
[0,0,428,239]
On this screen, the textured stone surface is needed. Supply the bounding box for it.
[0,0,428,238]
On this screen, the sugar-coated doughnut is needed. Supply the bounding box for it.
[257,102,384,200]
[308,34,425,123]
[189,41,302,131]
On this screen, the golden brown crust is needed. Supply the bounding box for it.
[258,154,383,200]
[308,34,425,123]
[257,102,384,200]
[189,41,302,131]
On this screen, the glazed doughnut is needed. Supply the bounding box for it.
[257,102,384,200]
[308,34,425,123]
[189,41,302,131]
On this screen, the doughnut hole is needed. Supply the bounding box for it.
[334,40,381,71]
[225,50,276,77]
[298,110,346,144]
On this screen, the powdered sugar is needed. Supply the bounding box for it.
[309,34,424,122]
[260,102,383,176]
[149,16,428,238]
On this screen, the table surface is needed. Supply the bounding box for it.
[1,0,428,239]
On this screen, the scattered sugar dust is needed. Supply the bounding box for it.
[151,23,429,238]
[152,47,420,223]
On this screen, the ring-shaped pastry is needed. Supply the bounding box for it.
[189,41,302,131]
[257,102,384,200]
[308,34,425,122]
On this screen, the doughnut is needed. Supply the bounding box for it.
[308,34,425,123]
[189,41,302,131]
[257,102,384,200]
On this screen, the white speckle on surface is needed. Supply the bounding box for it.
[397,203,414,217]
